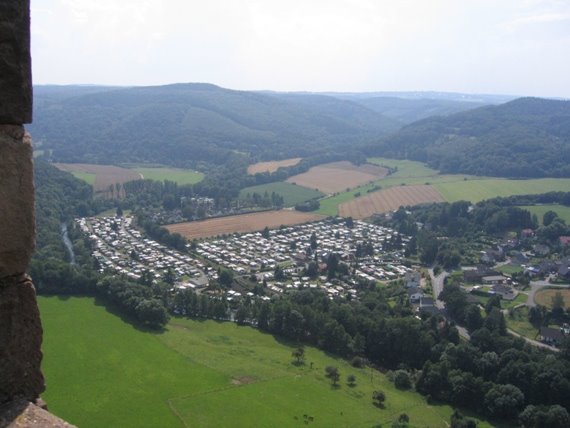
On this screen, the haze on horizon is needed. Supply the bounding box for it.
[31,0,570,98]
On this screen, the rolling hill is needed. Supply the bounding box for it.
[367,97,570,178]
[29,83,399,168]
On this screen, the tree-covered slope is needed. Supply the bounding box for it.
[367,97,570,178]
[352,96,487,124]
[30,83,398,167]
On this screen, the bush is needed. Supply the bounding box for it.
[351,356,367,368]
[393,370,412,390]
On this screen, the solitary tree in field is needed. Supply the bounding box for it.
[292,346,305,365]
[347,374,356,387]
[325,365,340,386]
[372,390,386,407]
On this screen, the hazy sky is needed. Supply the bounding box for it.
[31,0,570,97]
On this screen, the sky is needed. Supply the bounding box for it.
[31,0,570,97]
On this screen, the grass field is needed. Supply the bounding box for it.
[519,204,570,225]
[39,296,494,428]
[239,182,324,207]
[435,179,570,204]
[131,166,204,185]
[534,287,570,308]
[496,264,524,275]
[507,307,539,340]
[71,171,96,185]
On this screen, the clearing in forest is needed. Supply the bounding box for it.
[338,185,445,219]
[165,210,325,240]
[247,158,302,175]
[286,161,389,194]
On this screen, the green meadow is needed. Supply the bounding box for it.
[434,179,570,204]
[130,166,204,185]
[240,182,324,207]
[70,171,96,185]
[38,296,493,428]
[519,204,570,225]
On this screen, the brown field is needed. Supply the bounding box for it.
[247,158,302,175]
[165,210,325,240]
[339,184,445,219]
[54,163,141,197]
[286,161,388,194]
[534,288,570,309]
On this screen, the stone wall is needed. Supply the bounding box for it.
[0,0,45,410]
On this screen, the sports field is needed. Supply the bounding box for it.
[39,296,492,428]
[131,166,204,185]
[239,182,324,207]
[165,210,325,239]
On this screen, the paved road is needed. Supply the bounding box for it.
[429,268,448,310]
[507,328,559,352]
[429,269,470,340]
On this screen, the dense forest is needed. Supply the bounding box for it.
[366,97,570,178]
[29,84,398,167]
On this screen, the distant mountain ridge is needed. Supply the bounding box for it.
[29,83,399,167]
[367,97,570,178]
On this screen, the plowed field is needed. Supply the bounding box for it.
[286,161,388,194]
[247,158,302,174]
[54,163,141,197]
[165,210,325,239]
[339,185,444,219]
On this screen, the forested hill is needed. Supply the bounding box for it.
[30,83,399,167]
[366,97,570,178]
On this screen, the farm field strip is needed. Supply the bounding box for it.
[131,166,204,185]
[239,182,324,207]
[338,185,445,219]
[286,161,388,194]
[247,158,302,175]
[165,210,325,240]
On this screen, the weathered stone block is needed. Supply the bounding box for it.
[0,399,76,428]
[0,0,32,124]
[0,125,35,278]
[0,275,44,405]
